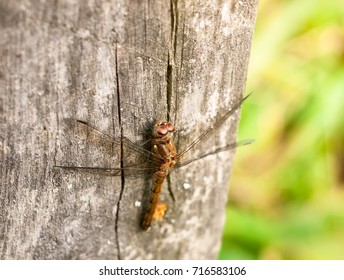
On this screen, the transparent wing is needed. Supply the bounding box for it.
[176,94,251,165]
[174,139,254,169]
[64,118,163,164]
[53,164,160,177]
[55,119,164,176]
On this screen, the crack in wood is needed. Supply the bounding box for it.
[114,38,124,260]
[165,0,179,206]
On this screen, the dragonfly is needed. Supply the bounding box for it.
[54,94,253,230]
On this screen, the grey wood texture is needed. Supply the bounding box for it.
[0,0,258,259]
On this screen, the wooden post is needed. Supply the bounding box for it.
[0,0,258,259]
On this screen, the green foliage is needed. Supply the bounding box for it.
[219,0,344,259]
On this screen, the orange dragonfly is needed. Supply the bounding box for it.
[54,94,253,230]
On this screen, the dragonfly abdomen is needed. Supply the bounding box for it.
[142,170,167,230]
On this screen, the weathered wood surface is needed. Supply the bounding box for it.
[0,1,258,259]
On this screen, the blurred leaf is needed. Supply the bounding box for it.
[221,0,344,259]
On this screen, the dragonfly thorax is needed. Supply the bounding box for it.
[151,119,177,167]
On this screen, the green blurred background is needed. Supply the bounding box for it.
[219,0,344,259]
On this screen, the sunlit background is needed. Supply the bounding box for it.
[219,0,344,259]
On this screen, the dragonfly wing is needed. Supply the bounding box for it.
[175,139,254,169]
[63,118,163,165]
[54,164,160,177]
[54,165,123,176]
[57,119,166,177]
[177,94,251,160]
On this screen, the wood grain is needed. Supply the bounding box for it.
[0,0,258,259]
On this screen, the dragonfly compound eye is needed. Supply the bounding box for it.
[167,122,175,132]
[157,126,168,136]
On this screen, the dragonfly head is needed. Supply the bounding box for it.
[153,120,175,140]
